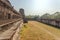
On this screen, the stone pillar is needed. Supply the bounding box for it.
[1,5,5,20]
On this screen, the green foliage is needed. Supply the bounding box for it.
[25,15,40,19]
[25,12,60,19]
[40,12,60,19]
[40,13,51,19]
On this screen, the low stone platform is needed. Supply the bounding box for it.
[0,20,23,40]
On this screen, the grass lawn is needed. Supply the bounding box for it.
[20,21,60,40]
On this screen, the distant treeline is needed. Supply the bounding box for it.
[26,12,60,20]
[25,15,40,20]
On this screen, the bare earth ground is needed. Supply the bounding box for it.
[20,21,60,40]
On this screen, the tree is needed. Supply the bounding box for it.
[40,13,51,19]
[51,12,60,19]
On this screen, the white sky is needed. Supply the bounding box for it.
[10,0,60,16]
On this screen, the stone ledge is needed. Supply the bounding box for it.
[0,20,23,40]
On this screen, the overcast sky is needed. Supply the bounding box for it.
[9,0,60,16]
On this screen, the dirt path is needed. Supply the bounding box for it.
[20,21,60,40]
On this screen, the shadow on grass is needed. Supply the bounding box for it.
[23,24,27,28]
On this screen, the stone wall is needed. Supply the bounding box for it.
[0,20,23,40]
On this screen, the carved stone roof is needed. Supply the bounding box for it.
[0,0,20,15]
[1,0,12,8]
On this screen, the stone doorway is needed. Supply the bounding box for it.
[7,14,11,19]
